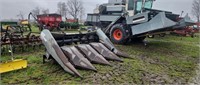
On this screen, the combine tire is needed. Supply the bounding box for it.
[110,24,128,44]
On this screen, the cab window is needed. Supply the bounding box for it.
[128,0,134,10]
[136,1,142,11]
[144,1,153,9]
[136,0,153,12]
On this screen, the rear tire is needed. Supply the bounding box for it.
[110,24,128,44]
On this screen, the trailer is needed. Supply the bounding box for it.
[59,19,79,30]
[85,0,195,44]
[36,13,62,31]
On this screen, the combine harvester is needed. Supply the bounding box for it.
[85,0,195,44]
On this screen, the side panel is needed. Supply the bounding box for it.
[131,12,176,35]
[108,0,124,4]
[100,15,121,22]
[106,5,125,12]
[126,12,149,24]
[85,14,121,27]
[86,14,99,23]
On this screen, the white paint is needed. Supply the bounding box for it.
[132,18,145,23]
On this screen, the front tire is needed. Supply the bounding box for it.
[110,24,128,44]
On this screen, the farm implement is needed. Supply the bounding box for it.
[0,59,27,73]
[0,21,41,73]
[28,13,62,31]
[1,21,41,53]
[172,22,200,37]
[41,29,129,77]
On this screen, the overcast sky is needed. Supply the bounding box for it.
[0,0,195,20]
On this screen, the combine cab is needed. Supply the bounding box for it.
[41,29,129,77]
[85,0,195,44]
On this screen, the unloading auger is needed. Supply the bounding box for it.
[40,29,129,77]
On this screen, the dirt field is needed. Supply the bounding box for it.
[1,34,199,84]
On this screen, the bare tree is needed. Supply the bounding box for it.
[42,8,49,14]
[66,0,84,20]
[31,7,41,16]
[79,6,85,21]
[192,0,200,22]
[16,11,24,20]
[94,4,100,13]
[57,2,67,18]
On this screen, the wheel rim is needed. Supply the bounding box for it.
[113,29,123,41]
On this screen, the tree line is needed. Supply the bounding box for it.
[16,0,199,22]
[31,0,84,20]
[192,0,200,22]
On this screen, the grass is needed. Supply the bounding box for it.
[1,32,199,84]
